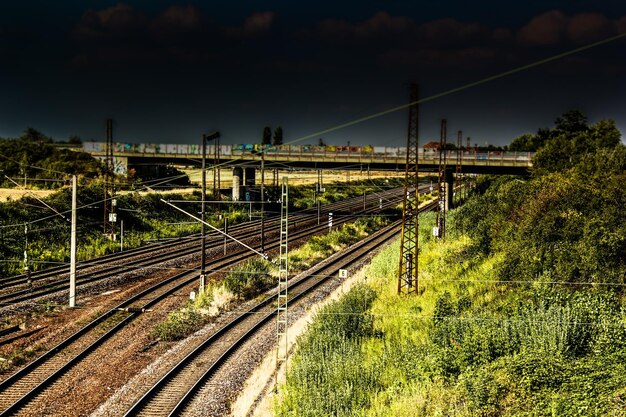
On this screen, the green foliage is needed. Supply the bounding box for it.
[289,178,404,211]
[287,216,387,272]
[273,126,283,146]
[151,305,205,341]
[0,184,254,276]
[277,168,626,416]
[223,259,274,299]
[277,284,378,417]
[132,165,191,187]
[262,126,272,145]
[0,345,46,374]
[456,160,626,284]
[0,131,103,188]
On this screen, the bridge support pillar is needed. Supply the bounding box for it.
[244,167,256,201]
[445,169,454,210]
[233,167,243,201]
[244,167,256,187]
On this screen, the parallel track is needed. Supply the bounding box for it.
[0,188,388,290]
[0,189,421,416]
[124,200,437,416]
[0,188,408,307]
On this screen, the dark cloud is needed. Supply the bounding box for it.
[74,3,149,41]
[417,18,491,47]
[617,16,626,33]
[70,5,280,66]
[567,12,615,44]
[517,10,567,46]
[517,10,620,46]
[311,12,415,42]
[151,5,204,39]
[223,12,276,38]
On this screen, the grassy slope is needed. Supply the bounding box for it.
[277,211,626,417]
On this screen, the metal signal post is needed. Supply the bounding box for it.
[200,131,220,293]
[435,119,447,240]
[397,83,420,295]
[103,118,116,239]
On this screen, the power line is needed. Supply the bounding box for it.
[279,32,626,147]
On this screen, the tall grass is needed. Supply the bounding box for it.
[276,210,626,417]
[276,284,378,417]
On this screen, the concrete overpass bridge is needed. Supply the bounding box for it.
[83,142,533,202]
[83,142,533,175]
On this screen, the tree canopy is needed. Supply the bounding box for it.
[507,110,622,174]
[0,128,104,188]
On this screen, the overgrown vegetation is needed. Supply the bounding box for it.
[0,128,103,188]
[288,178,405,210]
[152,215,391,342]
[277,111,626,416]
[276,284,378,417]
[0,183,250,276]
[288,216,388,271]
[223,259,273,300]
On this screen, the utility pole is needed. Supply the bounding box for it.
[23,224,29,284]
[261,144,266,252]
[201,133,207,292]
[435,119,447,240]
[69,175,77,307]
[397,83,419,295]
[213,135,220,202]
[104,118,116,239]
[200,131,220,293]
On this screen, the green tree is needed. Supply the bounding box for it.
[554,109,588,135]
[532,111,621,175]
[262,126,272,145]
[508,133,536,152]
[273,126,283,146]
[20,127,52,144]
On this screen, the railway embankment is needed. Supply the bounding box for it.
[274,141,626,416]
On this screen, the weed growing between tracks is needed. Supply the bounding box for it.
[276,210,626,417]
[0,345,46,374]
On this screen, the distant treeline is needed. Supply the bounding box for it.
[0,128,103,189]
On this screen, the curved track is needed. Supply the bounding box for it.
[0,187,410,307]
[0,188,424,416]
[124,200,437,416]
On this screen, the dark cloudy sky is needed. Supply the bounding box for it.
[1,1,625,146]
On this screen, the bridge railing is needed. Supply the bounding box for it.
[83,142,534,165]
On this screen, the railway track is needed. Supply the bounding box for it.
[0,187,408,308]
[0,187,387,290]
[123,200,437,416]
[0,188,420,416]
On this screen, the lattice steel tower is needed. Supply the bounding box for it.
[276,177,289,369]
[397,83,419,295]
[456,130,463,205]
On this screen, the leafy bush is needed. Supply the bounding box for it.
[223,259,273,299]
[277,284,378,417]
[151,306,205,341]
